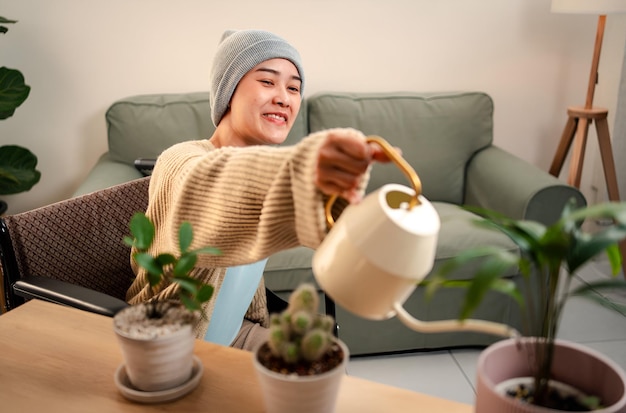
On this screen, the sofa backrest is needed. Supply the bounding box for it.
[307,92,494,204]
[105,92,308,165]
[105,91,494,205]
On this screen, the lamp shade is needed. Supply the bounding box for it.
[552,0,626,14]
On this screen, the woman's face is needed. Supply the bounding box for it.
[221,58,302,147]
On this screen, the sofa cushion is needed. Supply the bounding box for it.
[306,92,494,204]
[106,92,215,165]
[105,92,308,165]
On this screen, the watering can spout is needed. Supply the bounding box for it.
[392,302,521,339]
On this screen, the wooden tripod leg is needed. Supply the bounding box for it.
[594,117,626,278]
[567,117,591,188]
[550,116,578,177]
[594,118,621,202]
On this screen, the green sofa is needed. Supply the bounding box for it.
[74,91,585,356]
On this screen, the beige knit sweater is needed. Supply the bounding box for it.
[126,130,362,338]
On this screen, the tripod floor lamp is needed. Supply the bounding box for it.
[548,0,626,278]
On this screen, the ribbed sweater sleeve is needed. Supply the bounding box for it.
[126,129,363,337]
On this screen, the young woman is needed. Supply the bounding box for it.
[126,30,392,350]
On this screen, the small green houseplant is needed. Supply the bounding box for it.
[253,283,348,413]
[123,211,218,315]
[114,212,220,395]
[428,199,626,411]
[0,17,40,214]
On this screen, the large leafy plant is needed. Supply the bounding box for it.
[124,212,220,315]
[0,17,39,207]
[428,199,626,409]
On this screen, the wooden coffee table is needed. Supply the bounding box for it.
[0,300,473,412]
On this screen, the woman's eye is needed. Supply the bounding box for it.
[288,86,300,93]
[260,80,273,85]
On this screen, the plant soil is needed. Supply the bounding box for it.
[506,382,597,411]
[114,300,197,340]
[256,341,344,376]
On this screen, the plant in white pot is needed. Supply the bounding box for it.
[253,283,348,413]
[428,199,626,412]
[114,212,219,401]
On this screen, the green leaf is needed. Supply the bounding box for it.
[197,284,214,302]
[179,221,193,253]
[133,252,163,281]
[0,67,30,119]
[173,253,197,277]
[0,17,18,24]
[606,244,623,276]
[179,294,202,312]
[146,272,162,287]
[427,246,521,319]
[567,227,626,273]
[561,201,626,227]
[0,145,40,195]
[460,251,520,319]
[155,253,176,266]
[129,213,154,250]
[173,275,200,294]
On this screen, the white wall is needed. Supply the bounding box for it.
[1,0,624,214]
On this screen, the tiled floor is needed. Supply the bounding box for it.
[346,256,626,405]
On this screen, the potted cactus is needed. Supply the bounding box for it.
[253,283,348,413]
[113,212,219,401]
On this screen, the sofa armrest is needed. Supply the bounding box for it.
[13,275,129,317]
[72,153,143,197]
[465,146,585,225]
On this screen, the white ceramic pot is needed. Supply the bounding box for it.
[476,337,626,412]
[113,302,196,392]
[253,339,349,413]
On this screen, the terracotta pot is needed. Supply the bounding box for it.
[476,337,626,412]
[253,339,349,413]
[113,302,196,392]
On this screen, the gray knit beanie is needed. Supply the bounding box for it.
[209,29,305,126]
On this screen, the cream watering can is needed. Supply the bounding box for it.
[312,136,519,338]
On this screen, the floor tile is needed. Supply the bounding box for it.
[558,295,626,341]
[450,348,482,391]
[347,351,476,405]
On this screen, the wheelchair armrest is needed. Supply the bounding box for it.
[13,275,129,317]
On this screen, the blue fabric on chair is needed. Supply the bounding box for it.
[204,258,268,346]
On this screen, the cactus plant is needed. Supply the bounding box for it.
[257,283,343,376]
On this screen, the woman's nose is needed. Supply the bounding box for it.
[273,89,290,107]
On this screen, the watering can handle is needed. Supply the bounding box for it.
[324,136,422,229]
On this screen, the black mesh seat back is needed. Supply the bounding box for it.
[1,177,150,306]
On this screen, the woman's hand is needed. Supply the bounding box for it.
[315,128,397,203]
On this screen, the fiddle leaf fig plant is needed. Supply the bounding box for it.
[0,17,39,212]
[124,212,220,314]
[427,199,626,409]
